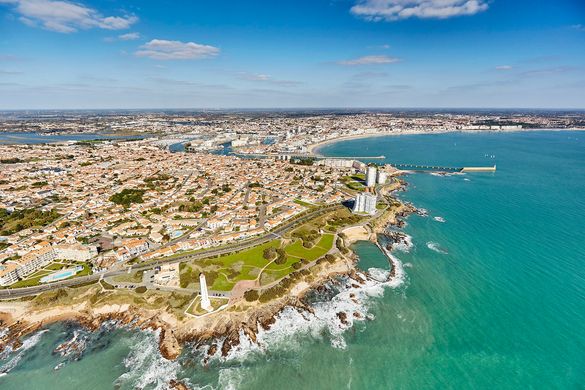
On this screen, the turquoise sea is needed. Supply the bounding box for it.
[1,131,584,389]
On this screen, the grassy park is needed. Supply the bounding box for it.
[178,231,336,292]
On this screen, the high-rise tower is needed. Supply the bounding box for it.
[366,166,377,187]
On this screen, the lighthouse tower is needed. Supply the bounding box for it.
[199,273,212,312]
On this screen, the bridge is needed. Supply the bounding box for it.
[391,164,496,173]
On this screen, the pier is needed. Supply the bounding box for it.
[391,164,496,173]
[231,152,495,172]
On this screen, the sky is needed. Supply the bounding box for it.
[0,0,584,109]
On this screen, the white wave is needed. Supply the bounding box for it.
[379,247,407,289]
[223,277,375,361]
[464,178,471,182]
[430,172,462,177]
[427,242,448,255]
[221,249,407,363]
[368,267,390,282]
[433,216,446,223]
[390,233,413,253]
[115,330,181,390]
[347,356,353,389]
[0,329,48,374]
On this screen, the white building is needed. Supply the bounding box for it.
[352,192,377,215]
[366,166,377,187]
[377,171,388,185]
[0,243,98,286]
[199,273,212,312]
[54,244,98,261]
[318,159,355,169]
[0,263,20,286]
[123,238,150,256]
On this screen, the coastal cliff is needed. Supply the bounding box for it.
[0,181,415,365]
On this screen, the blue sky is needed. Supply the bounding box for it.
[0,0,584,109]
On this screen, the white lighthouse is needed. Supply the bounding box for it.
[199,273,212,312]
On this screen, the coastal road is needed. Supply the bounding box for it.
[0,204,342,299]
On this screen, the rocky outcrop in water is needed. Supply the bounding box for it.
[169,379,191,390]
[159,328,182,360]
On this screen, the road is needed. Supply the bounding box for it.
[0,204,341,299]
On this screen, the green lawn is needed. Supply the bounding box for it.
[180,232,336,293]
[294,199,316,208]
[261,233,335,285]
[182,240,281,291]
[112,270,144,284]
[285,233,334,261]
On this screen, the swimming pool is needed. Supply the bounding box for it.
[40,265,84,283]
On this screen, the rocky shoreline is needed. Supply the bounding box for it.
[0,178,417,385]
[0,254,357,363]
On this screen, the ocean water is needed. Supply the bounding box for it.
[1,131,585,389]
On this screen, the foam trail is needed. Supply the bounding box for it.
[115,330,181,390]
[427,242,448,255]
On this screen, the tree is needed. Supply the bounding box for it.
[109,188,146,208]
[324,254,336,263]
[244,290,259,302]
[263,247,276,260]
[274,248,287,265]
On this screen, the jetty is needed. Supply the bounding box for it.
[391,164,496,173]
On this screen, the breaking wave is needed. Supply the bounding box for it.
[0,329,48,375]
[427,242,448,255]
[115,330,181,390]
[213,248,407,366]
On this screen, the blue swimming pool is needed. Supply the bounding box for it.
[40,266,84,283]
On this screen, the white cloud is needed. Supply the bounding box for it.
[338,55,400,65]
[118,32,140,40]
[237,72,302,86]
[135,39,220,60]
[239,72,271,81]
[351,0,489,21]
[0,0,137,33]
[496,65,513,70]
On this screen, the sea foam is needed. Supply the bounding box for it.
[115,330,181,390]
[0,329,48,375]
[427,242,448,254]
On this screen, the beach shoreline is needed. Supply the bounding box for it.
[307,128,584,155]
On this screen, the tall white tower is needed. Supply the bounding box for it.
[366,166,377,187]
[199,273,212,312]
[377,171,388,185]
